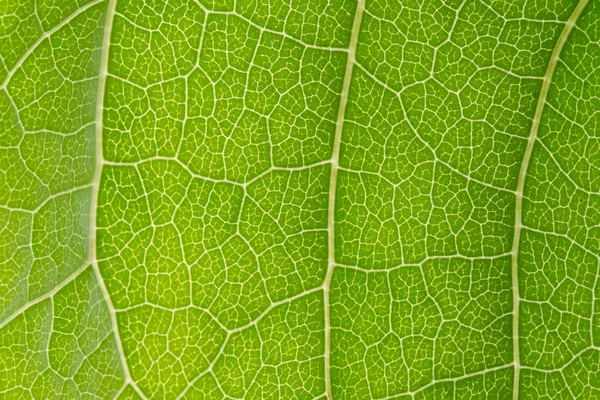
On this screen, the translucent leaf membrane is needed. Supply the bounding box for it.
[0,0,598,398]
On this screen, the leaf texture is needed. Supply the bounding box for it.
[0,0,599,398]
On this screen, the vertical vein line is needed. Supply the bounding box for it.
[89,0,143,396]
[511,0,589,397]
[323,0,365,397]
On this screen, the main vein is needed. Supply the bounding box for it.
[510,0,589,397]
[90,0,142,396]
[323,0,366,397]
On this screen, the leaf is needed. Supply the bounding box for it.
[0,0,599,398]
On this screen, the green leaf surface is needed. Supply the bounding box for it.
[1,0,599,398]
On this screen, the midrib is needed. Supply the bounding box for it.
[510,0,589,398]
[90,0,143,396]
[323,0,366,397]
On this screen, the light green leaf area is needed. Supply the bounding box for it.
[0,0,599,398]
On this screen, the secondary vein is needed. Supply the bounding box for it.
[510,0,589,397]
[323,0,366,397]
[89,0,145,397]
